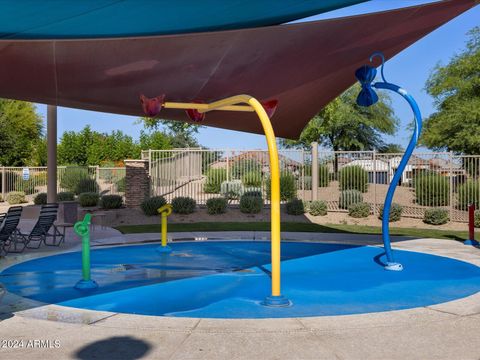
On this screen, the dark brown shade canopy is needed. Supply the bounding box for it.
[0,0,475,139]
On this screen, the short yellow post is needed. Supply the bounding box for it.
[157,204,173,253]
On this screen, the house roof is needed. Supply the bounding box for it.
[0,0,475,139]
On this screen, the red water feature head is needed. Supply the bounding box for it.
[140,94,165,117]
[261,99,278,118]
[186,100,206,122]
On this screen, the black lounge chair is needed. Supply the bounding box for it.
[0,206,23,256]
[16,203,64,250]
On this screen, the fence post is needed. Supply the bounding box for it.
[1,166,4,200]
[449,151,454,221]
[311,142,318,201]
[226,151,230,182]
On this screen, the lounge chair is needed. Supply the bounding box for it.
[0,206,23,256]
[15,203,64,250]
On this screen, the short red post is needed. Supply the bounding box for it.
[465,204,479,246]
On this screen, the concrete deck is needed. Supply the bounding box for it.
[0,228,479,359]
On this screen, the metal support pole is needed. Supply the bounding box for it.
[311,142,319,201]
[1,167,5,201]
[47,105,57,203]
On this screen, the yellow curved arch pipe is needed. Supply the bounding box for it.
[164,95,282,298]
[158,204,173,248]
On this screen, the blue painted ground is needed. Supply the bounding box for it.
[1,241,479,318]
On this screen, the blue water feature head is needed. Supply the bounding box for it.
[355,65,378,107]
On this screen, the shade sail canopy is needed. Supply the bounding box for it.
[0,0,475,139]
[0,0,367,39]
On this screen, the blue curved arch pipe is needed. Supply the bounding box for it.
[374,83,422,268]
[355,53,423,270]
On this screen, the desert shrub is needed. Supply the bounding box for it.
[423,208,449,225]
[242,171,262,187]
[220,180,244,199]
[6,191,26,205]
[475,210,480,228]
[266,171,297,201]
[348,202,371,218]
[78,192,99,207]
[171,196,196,214]
[141,196,167,216]
[34,192,47,205]
[309,200,328,216]
[378,203,403,222]
[206,197,228,215]
[101,195,123,209]
[239,194,263,214]
[339,190,363,209]
[57,191,75,202]
[286,199,305,215]
[339,165,368,192]
[204,168,227,193]
[318,164,330,187]
[231,158,262,179]
[457,180,480,210]
[116,177,126,193]
[60,167,90,193]
[414,173,450,206]
[243,189,263,198]
[75,178,99,195]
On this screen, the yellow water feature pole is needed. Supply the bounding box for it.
[157,204,173,253]
[163,95,290,307]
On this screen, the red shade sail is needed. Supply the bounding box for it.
[0,0,475,139]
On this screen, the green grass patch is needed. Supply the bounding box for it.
[115,222,478,242]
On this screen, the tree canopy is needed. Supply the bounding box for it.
[281,84,398,151]
[0,99,43,166]
[141,118,201,148]
[421,27,480,155]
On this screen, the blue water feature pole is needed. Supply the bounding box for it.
[355,52,423,271]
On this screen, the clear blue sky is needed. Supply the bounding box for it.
[35,0,479,151]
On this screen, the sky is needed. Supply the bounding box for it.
[35,0,479,151]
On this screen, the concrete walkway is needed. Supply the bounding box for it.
[0,231,479,360]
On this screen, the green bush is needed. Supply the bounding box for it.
[57,191,75,202]
[414,173,450,206]
[171,196,196,214]
[318,164,330,187]
[116,177,126,193]
[141,196,167,216]
[378,203,403,222]
[75,178,99,195]
[220,180,244,199]
[348,202,371,218]
[339,190,363,209]
[423,208,449,225]
[243,189,263,198]
[231,159,262,179]
[457,180,480,210]
[206,197,228,215]
[339,165,368,192]
[60,167,90,193]
[78,192,99,207]
[309,200,328,216]
[101,195,123,209]
[286,199,305,215]
[266,171,297,201]
[242,171,262,187]
[239,195,263,214]
[204,168,227,193]
[7,191,26,205]
[474,210,480,228]
[34,192,47,205]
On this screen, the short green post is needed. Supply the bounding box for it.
[74,214,98,290]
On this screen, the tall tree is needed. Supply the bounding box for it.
[281,84,398,151]
[141,118,202,148]
[0,99,43,166]
[421,27,480,155]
